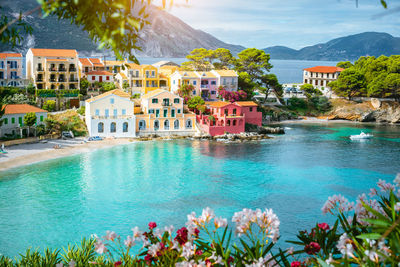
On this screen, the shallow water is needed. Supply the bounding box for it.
[0,123,399,256]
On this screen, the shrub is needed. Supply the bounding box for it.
[43,100,56,112]
[287,97,307,110]
[310,96,332,113]
[77,106,85,116]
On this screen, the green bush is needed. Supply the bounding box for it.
[43,100,56,112]
[77,106,85,116]
[287,97,308,110]
[309,96,332,113]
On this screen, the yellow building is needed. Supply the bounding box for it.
[104,60,124,74]
[158,65,180,90]
[135,89,196,136]
[116,63,166,95]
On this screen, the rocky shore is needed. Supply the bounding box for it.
[327,99,400,123]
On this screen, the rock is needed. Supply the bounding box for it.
[371,98,381,109]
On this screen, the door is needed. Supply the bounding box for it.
[99,76,103,82]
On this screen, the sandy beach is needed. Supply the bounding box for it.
[0,138,134,172]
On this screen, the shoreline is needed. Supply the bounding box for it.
[0,138,134,172]
[270,117,400,125]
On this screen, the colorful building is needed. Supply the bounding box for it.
[78,58,105,77]
[196,101,262,136]
[104,60,124,74]
[303,66,344,97]
[85,89,136,137]
[0,53,25,88]
[211,70,238,92]
[115,63,163,95]
[158,65,180,89]
[170,71,201,97]
[26,48,80,90]
[0,104,47,137]
[135,89,196,136]
[87,70,114,83]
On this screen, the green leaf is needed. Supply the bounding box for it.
[356,233,381,240]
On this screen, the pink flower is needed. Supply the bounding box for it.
[104,231,118,241]
[377,179,395,193]
[148,222,157,230]
[305,242,321,255]
[291,261,302,267]
[317,223,330,231]
[114,261,122,267]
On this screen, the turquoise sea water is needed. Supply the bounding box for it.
[0,123,399,256]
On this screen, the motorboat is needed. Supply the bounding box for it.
[350,132,373,140]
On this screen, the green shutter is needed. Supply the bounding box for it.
[155,109,160,117]
[18,117,22,126]
[40,116,43,122]
[171,109,175,117]
[12,117,15,124]
[4,118,8,124]
[163,109,168,117]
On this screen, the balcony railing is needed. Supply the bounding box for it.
[91,115,132,119]
[49,68,57,72]
[36,77,43,82]
[58,68,67,72]
[69,78,79,82]
[49,79,56,82]
[36,67,44,71]
[201,85,210,89]
[58,78,66,82]
[161,102,172,107]
[69,67,77,72]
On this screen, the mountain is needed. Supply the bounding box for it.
[264,32,400,61]
[0,1,245,58]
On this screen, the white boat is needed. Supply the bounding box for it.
[350,132,373,140]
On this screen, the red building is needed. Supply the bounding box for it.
[196,101,262,136]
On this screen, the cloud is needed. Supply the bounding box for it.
[163,0,400,48]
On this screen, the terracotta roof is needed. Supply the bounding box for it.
[207,101,230,108]
[304,66,344,73]
[2,104,46,115]
[30,48,78,57]
[235,101,258,107]
[89,58,102,64]
[86,89,131,103]
[87,70,113,76]
[0,53,22,59]
[93,63,104,67]
[104,60,124,66]
[199,71,216,78]
[46,58,67,62]
[213,70,238,77]
[79,58,92,66]
[141,89,168,99]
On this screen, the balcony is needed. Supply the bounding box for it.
[69,78,79,82]
[161,102,172,107]
[58,78,66,82]
[36,77,44,82]
[49,78,57,82]
[201,85,210,89]
[36,67,44,71]
[58,68,67,72]
[69,67,77,72]
[49,68,57,72]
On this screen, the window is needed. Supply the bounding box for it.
[164,120,170,130]
[146,81,149,87]
[227,120,231,126]
[92,76,95,81]
[233,108,236,115]
[174,120,179,129]
[177,109,181,114]
[173,80,176,85]
[211,91,216,95]
[154,120,159,130]
[223,78,227,85]
[110,98,114,104]
[171,109,175,117]
[0,72,3,79]
[231,78,235,84]
[233,120,237,126]
[149,109,154,114]
[12,118,15,124]
[122,109,126,115]
[106,76,110,81]
[123,122,128,132]
[163,109,168,117]
[192,90,196,95]
[110,122,116,133]
[174,98,180,104]
[249,107,253,112]
[98,122,104,133]
[139,120,146,130]
[151,71,155,77]
[211,81,216,85]
[4,118,8,124]
[193,81,197,85]
[95,109,100,116]
[155,109,160,117]
[152,98,158,104]
[186,119,192,129]
[113,109,117,116]
[105,109,109,117]
[224,109,228,116]
[40,116,43,122]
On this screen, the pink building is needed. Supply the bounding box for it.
[0,53,24,87]
[196,101,262,136]
[198,72,219,101]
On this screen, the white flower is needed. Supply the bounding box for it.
[377,179,395,193]
[322,194,354,214]
[171,240,180,250]
[124,235,135,248]
[104,231,117,241]
[393,173,400,186]
[186,212,198,227]
[164,225,174,236]
[209,251,223,265]
[148,242,162,257]
[131,226,142,239]
[68,261,76,267]
[337,233,354,258]
[56,263,64,267]
[153,228,163,239]
[200,207,215,224]
[94,240,107,254]
[365,250,379,262]
[395,202,400,211]
[214,217,228,229]
[180,242,195,260]
[175,260,197,267]
[245,254,275,267]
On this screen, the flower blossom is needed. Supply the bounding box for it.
[131,226,142,239]
[337,233,355,258]
[322,194,354,214]
[148,222,157,230]
[148,242,162,257]
[214,217,228,229]
[377,179,395,193]
[124,235,135,248]
[94,239,108,254]
[104,231,118,241]
[395,202,400,212]
[200,207,215,224]
[318,223,330,231]
[180,242,195,260]
[304,242,321,255]
[290,262,301,267]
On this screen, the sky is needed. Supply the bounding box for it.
[159,0,400,49]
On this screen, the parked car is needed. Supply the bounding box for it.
[62,131,74,139]
[88,136,103,141]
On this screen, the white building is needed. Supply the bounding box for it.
[85,89,136,137]
[210,70,238,92]
[87,70,114,83]
[0,104,47,137]
[303,66,344,97]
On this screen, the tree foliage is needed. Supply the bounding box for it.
[329,69,366,100]
[187,96,205,111]
[23,112,37,127]
[43,100,56,112]
[336,61,353,69]
[80,78,89,95]
[300,84,322,98]
[182,48,235,71]
[258,74,282,103]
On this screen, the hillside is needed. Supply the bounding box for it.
[0,1,245,58]
[264,32,400,61]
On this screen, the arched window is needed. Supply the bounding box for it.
[154,120,159,131]
[51,84,56,89]
[227,120,231,126]
[164,120,170,130]
[110,122,116,133]
[233,120,237,126]
[139,120,146,130]
[174,120,179,130]
[98,122,104,133]
[123,122,128,132]
[59,84,65,89]
[186,119,192,129]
